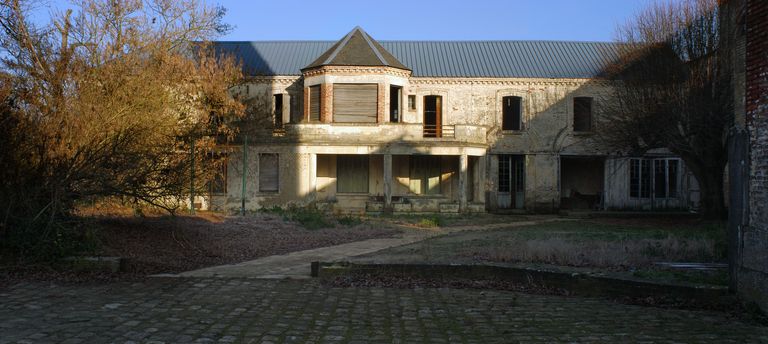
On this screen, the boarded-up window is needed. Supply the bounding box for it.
[309,85,321,121]
[502,96,522,131]
[409,156,442,195]
[259,154,279,192]
[337,155,369,193]
[333,84,378,123]
[573,97,592,132]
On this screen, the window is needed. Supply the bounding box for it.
[390,85,402,122]
[409,156,442,195]
[630,158,679,199]
[337,155,369,193]
[259,154,279,192]
[408,95,416,110]
[502,96,522,131]
[274,94,283,128]
[309,85,321,121]
[573,97,592,132]
[333,84,377,123]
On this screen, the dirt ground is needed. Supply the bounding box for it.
[94,212,400,275]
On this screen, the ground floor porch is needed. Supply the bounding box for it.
[206,146,700,214]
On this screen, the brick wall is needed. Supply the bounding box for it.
[739,0,768,311]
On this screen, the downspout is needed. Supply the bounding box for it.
[241,135,248,216]
[189,140,195,215]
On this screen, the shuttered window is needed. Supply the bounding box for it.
[337,155,369,193]
[309,85,321,122]
[333,84,378,123]
[259,154,279,192]
[573,97,592,132]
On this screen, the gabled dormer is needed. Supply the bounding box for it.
[300,27,411,124]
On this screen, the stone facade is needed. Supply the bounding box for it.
[208,28,699,215]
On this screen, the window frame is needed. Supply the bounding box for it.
[629,158,681,200]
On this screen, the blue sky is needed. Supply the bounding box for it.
[33,0,660,42]
[216,0,657,42]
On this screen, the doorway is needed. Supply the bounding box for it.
[498,155,524,209]
[423,95,442,137]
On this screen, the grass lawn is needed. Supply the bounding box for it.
[350,218,729,286]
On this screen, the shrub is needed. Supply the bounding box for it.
[417,216,443,228]
[337,215,362,227]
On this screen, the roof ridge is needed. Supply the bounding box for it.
[358,28,389,65]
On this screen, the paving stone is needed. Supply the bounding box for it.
[0,278,766,343]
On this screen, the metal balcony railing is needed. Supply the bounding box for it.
[423,124,455,138]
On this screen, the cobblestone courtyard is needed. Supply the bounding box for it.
[1,278,767,343]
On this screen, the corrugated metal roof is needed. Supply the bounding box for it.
[213,40,621,79]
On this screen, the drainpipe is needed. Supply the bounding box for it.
[189,140,195,215]
[241,135,248,216]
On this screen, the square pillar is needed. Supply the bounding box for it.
[303,87,310,122]
[321,83,333,123]
[282,93,291,125]
[383,153,393,212]
[459,153,468,212]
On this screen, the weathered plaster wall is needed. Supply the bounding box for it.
[223,75,661,213]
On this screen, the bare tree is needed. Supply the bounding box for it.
[599,0,732,218]
[0,0,244,260]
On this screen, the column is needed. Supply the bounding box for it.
[459,153,468,212]
[383,153,393,212]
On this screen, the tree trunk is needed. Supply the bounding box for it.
[692,164,727,220]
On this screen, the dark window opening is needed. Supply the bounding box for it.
[259,154,279,192]
[274,94,283,128]
[502,96,522,131]
[408,95,416,110]
[390,85,402,122]
[573,97,592,132]
[337,155,369,193]
[309,85,321,122]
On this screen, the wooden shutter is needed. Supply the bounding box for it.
[337,155,369,193]
[309,85,320,121]
[259,154,279,192]
[333,84,378,123]
[573,97,592,131]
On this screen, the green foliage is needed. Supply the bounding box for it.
[337,215,363,227]
[280,206,330,230]
[417,216,443,228]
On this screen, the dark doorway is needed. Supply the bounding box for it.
[560,156,605,210]
[390,85,401,122]
[423,95,442,137]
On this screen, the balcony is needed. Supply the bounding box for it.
[247,123,487,146]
